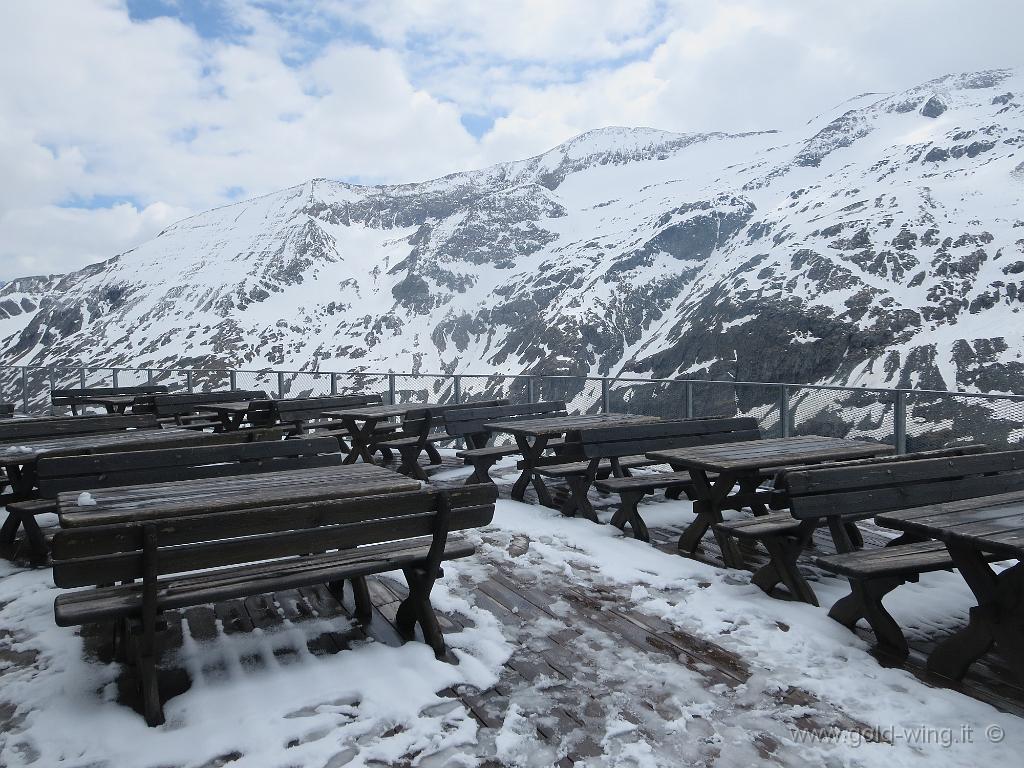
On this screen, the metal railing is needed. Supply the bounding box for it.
[2,364,1023,454]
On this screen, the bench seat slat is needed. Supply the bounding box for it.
[55,536,475,626]
[814,541,956,578]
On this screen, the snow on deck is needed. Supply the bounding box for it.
[2,464,1023,766]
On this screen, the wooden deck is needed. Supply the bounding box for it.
[2,453,1022,764]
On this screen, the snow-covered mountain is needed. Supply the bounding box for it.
[3,69,1024,398]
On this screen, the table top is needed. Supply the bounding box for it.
[76,395,138,406]
[203,400,274,414]
[57,463,419,527]
[324,403,440,420]
[646,435,893,472]
[0,427,218,465]
[484,412,660,438]
[876,489,1024,559]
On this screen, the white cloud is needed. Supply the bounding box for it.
[0,0,1022,279]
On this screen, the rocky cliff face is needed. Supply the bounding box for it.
[3,69,1024,402]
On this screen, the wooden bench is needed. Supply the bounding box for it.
[776,448,1024,657]
[375,400,508,479]
[0,413,159,441]
[51,484,498,725]
[446,401,568,484]
[528,417,757,531]
[52,385,169,415]
[273,394,382,436]
[3,432,329,562]
[146,390,269,429]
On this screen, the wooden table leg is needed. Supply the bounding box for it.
[558,459,600,522]
[678,469,742,564]
[928,549,1024,684]
[342,417,378,464]
[511,435,548,502]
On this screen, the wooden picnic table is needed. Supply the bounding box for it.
[203,399,276,431]
[323,403,441,464]
[74,394,139,413]
[876,490,1024,685]
[485,412,661,502]
[57,463,420,526]
[647,435,893,564]
[0,428,221,499]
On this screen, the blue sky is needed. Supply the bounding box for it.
[1,0,1023,277]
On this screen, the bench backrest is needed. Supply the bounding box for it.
[780,446,1024,521]
[575,416,761,459]
[274,394,383,424]
[150,390,268,417]
[51,385,168,405]
[34,435,341,498]
[400,399,509,440]
[444,401,568,438]
[51,484,499,588]
[0,413,160,441]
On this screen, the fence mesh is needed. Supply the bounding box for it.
[1,365,1023,451]
[457,374,531,406]
[539,377,602,415]
[905,392,1024,450]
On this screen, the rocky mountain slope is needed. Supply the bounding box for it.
[3,69,1024,402]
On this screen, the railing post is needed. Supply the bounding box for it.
[330,372,338,396]
[182,370,192,393]
[894,390,907,454]
[527,377,536,403]
[147,369,154,385]
[277,371,286,399]
[601,378,610,413]
[48,368,55,416]
[79,367,86,389]
[685,381,694,419]
[779,385,791,437]
[229,370,237,390]
[111,368,119,389]
[21,366,28,414]
[388,373,397,405]
[453,375,462,404]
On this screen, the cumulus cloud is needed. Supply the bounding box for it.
[0,0,1022,278]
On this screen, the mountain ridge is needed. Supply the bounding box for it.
[2,68,1023,404]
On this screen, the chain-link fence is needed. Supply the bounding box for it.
[2,365,1022,452]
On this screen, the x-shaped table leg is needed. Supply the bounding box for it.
[342,416,379,464]
[511,435,549,502]
[928,548,1024,684]
[678,468,742,564]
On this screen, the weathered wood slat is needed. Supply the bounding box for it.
[54,538,477,625]
[38,435,335,478]
[0,413,160,441]
[790,469,1024,520]
[784,449,1024,495]
[54,492,496,586]
[58,465,415,526]
[815,541,955,577]
[445,401,567,437]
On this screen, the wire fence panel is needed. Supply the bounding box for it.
[608,379,684,419]
[230,370,277,397]
[788,387,896,444]
[458,374,531,405]
[392,374,455,405]
[905,392,1024,450]
[539,377,602,415]
[331,373,390,401]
